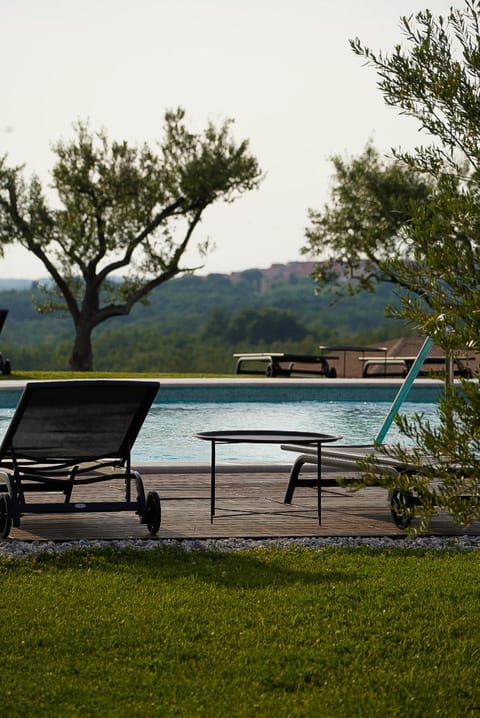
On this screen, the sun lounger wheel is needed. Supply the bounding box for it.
[0,493,12,538]
[146,491,161,534]
[390,489,414,529]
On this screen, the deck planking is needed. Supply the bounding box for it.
[5,468,480,542]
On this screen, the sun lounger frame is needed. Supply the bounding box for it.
[0,380,162,538]
[281,442,424,529]
[233,352,338,378]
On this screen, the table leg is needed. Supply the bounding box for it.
[210,440,216,523]
[317,441,322,524]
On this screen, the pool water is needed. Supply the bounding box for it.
[136,400,439,463]
[0,383,441,464]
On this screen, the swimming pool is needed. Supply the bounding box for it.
[140,399,439,462]
[0,379,443,463]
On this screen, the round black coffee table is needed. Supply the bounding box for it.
[194,430,341,524]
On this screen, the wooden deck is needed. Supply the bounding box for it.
[5,465,480,541]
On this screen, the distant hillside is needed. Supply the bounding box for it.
[0,261,318,293]
[0,278,41,290]
[0,262,411,372]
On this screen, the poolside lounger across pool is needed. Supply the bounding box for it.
[233,352,338,378]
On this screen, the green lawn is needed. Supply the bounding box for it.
[0,545,479,717]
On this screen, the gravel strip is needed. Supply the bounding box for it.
[1,535,480,558]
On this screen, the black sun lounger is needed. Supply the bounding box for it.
[0,380,161,538]
[280,442,422,529]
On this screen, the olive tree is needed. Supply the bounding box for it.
[0,108,262,369]
[349,2,480,331]
[302,142,433,296]
[349,1,480,530]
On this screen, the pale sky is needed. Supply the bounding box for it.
[1,0,453,279]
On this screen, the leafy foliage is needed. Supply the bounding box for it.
[350,3,480,345]
[0,111,262,369]
[359,379,480,533]
[302,143,433,295]
[349,1,480,530]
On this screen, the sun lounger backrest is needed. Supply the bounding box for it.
[0,309,8,334]
[0,380,160,462]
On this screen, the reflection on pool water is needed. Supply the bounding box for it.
[137,400,439,463]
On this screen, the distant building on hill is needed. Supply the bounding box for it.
[229,261,316,291]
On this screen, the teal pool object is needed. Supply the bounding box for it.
[375,336,434,444]
[0,380,442,463]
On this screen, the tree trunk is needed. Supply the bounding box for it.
[69,323,93,371]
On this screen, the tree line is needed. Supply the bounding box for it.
[0,273,408,372]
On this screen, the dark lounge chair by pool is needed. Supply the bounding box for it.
[0,380,161,538]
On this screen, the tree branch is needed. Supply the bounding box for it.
[95,196,186,284]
